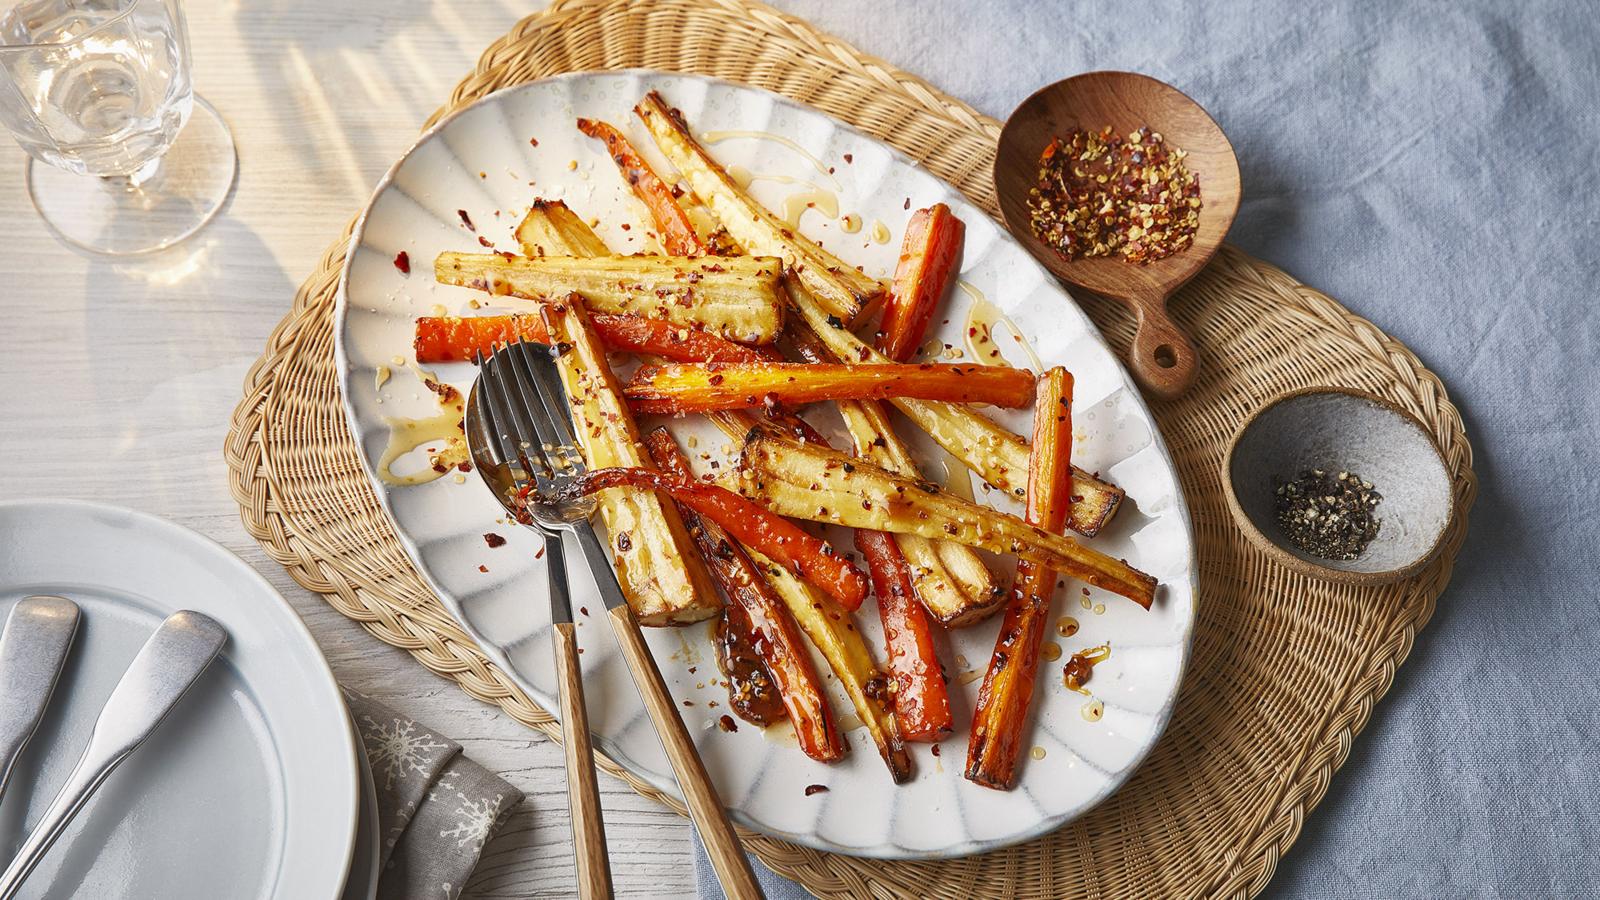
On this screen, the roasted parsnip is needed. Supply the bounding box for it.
[644,429,845,762]
[855,530,953,742]
[786,279,1123,536]
[565,466,869,611]
[833,398,1005,625]
[514,198,610,258]
[635,91,886,324]
[414,313,776,365]
[736,432,1157,608]
[537,294,720,625]
[623,360,1036,415]
[577,117,705,256]
[673,190,741,257]
[784,321,1002,626]
[746,548,913,783]
[879,203,964,363]
[434,251,785,345]
[966,368,1074,789]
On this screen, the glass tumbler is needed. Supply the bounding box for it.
[0,0,235,255]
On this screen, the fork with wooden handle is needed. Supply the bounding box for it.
[468,360,612,900]
[478,340,764,900]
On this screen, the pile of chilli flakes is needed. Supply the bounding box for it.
[1027,125,1201,265]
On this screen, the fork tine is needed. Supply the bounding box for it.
[474,350,515,471]
[493,342,570,476]
[507,342,587,477]
[519,342,584,453]
[482,349,547,484]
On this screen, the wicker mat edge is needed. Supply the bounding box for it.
[224,1,1478,897]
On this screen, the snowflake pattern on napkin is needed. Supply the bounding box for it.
[344,690,523,900]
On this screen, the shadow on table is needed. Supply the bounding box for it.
[71,214,296,491]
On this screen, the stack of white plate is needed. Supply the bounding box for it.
[0,501,379,900]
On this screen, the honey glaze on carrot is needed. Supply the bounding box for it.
[713,612,788,727]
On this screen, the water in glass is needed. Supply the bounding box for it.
[0,0,191,177]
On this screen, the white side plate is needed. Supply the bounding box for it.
[336,71,1196,859]
[0,500,358,898]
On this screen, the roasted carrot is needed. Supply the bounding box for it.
[576,126,737,256]
[966,368,1075,790]
[414,313,775,365]
[565,467,869,611]
[576,117,705,257]
[414,314,548,362]
[643,429,845,762]
[855,530,954,742]
[623,361,1036,415]
[878,203,965,363]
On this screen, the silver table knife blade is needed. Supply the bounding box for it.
[0,596,81,803]
[0,609,227,900]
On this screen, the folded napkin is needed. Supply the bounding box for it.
[344,690,523,900]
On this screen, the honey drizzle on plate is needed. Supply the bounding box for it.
[958,282,1044,372]
[701,130,841,188]
[377,367,467,486]
[781,184,840,228]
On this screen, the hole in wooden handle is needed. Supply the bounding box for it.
[1131,304,1197,399]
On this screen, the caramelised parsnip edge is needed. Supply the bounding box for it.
[635,90,886,326]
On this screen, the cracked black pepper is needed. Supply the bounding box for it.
[1273,468,1382,560]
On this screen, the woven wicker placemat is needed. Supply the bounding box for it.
[224,1,1476,896]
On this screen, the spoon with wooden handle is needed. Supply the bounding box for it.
[995,71,1240,399]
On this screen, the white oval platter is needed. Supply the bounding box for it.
[335,71,1195,860]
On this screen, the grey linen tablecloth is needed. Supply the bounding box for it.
[343,690,522,900]
[692,0,1600,896]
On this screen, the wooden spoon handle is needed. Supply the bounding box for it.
[553,622,613,900]
[1128,294,1198,399]
[606,604,764,900]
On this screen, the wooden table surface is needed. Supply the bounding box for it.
[0,2,699,896]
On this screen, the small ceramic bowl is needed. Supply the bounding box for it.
[1222,387,1455,585]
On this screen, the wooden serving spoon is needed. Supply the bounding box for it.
[995,71,1240,399]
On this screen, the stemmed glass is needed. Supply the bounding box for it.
[0,0,235,255]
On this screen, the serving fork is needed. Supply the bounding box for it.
[467,352,612,900]
[471,340,763,900]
